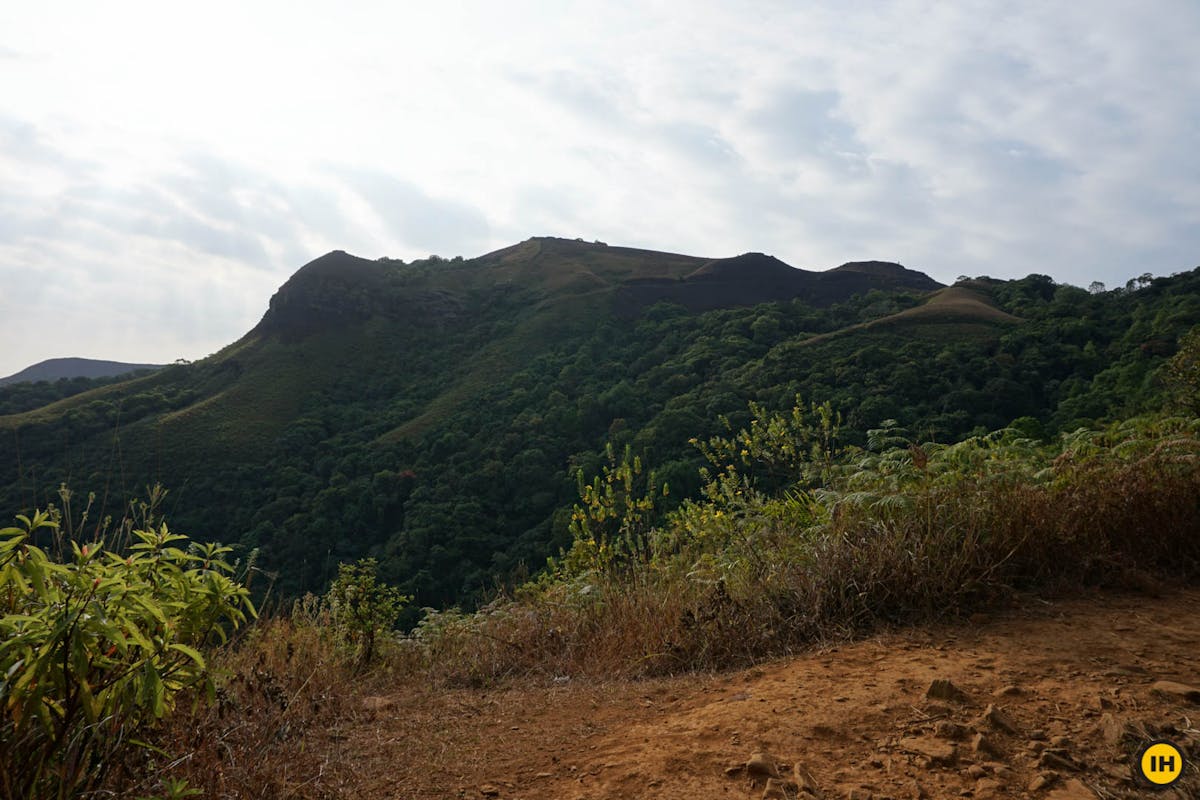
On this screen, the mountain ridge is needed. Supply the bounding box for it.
[0,357,163,387]
[252,238,943,329]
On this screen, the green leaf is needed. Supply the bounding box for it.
[166,643,205,669]
[142,662,165,718]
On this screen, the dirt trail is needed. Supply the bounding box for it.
[339,589,1200,799]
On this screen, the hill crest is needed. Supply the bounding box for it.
[251,241,945,336]
[0,357,163,387]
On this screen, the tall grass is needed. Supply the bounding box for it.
[410,414,1200,683]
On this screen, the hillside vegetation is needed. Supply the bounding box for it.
[2,239,1199,798]
[5,382,1199,797]
[1,239,1198,613]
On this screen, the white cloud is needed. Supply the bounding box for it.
[1,0,1198,374]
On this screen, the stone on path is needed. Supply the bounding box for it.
[747,751,781,780]
[926,678,970,704]
[1151,680,1200,703]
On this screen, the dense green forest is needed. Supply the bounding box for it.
[2,238,1198,610]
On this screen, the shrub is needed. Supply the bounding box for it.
[323,558,409,669]
[0,508,255,799]
[410,409,1200,682]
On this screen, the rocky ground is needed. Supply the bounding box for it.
[331,588,1200,799]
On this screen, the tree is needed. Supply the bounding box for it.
[1162,325,1200,415]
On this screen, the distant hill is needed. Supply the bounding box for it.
[0,358,163,386]
[1,237,1196,608]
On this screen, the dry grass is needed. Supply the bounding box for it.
[105,618,367,799]
[798,286,1020,347]
[409,419,1200,684]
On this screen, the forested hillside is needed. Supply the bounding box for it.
[1,238,1197,608]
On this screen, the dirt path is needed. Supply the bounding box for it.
[336,589,1200,799]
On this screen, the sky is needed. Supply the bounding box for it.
[1,1,1199,376]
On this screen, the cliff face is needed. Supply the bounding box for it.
[254,251,462,338]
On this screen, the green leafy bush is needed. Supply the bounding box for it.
[323,558,409,669]
[560,443,668,575]
[0,508,255,799]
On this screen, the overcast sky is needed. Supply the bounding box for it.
[2,1,1199,376]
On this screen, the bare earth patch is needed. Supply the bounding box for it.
[336,589,1200,799]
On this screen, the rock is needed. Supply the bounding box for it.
[899,737,957,767]
[1151,680,1200,704]
[747,752,781,780]
[844,789,873,800]
[1028,771,1058,791]
[762,778,789,799]
[1050,735,1072,748]
[977,703,1018,735]
[479,785,500,797]
[793,762,821,795]
[966,765,987,779]
[995,685,1023,697]
[1029,728,1047,741]
[972,732,1000,757]
[1099,714,1142,748]
[969,612,989,625]
[934,721,972,740]
[1038,750,1079,771]
[926,679,970,704]
[974,778,1002,798]
[724,764,745,777]
[1045,778,1099,799]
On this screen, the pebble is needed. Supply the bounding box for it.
[762,778,789,799]
[978,703,1018,734]
[926,679,970,704]
[972,732,1000,756]
[934,721,971,740]
[1038,750,1078,772]
[1028,771,1058,791]
[898,736,957,767]
[1045,778,1100,799]
[793,762,821,795]
[747,751,781,780]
